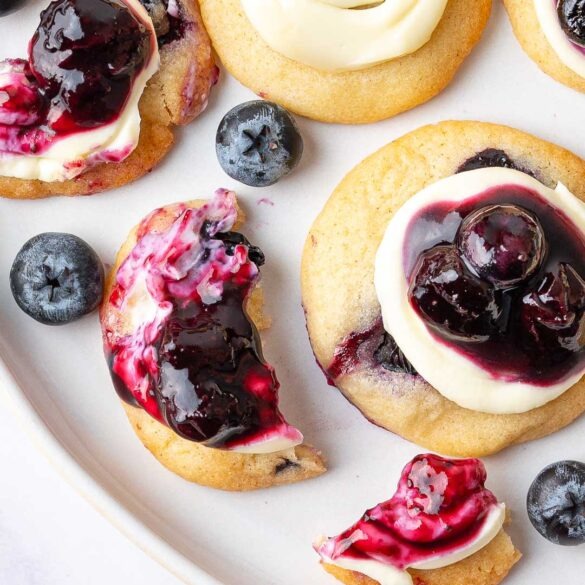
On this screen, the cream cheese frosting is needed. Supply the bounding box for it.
[0,0,159,182]
[374,167,585,415]
[317,504,506,585]
[240,0,448,72]
[534,0,585,78]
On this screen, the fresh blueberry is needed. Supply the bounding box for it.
[0,0,26,17]
[10,233,104,325]
[409,245,502,342]
[216,100,304,187]
[457,205,545,288]
[558,0,585,46]
[527,460,585,546]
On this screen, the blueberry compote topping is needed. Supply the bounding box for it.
[103,190,301,450]
[316,455,501,570]
[406,185,585,384]
[140,0,190,45]
[558,0,585,47]
[0,0,155,156]
[326,318,416,382]
[457,148,534,177]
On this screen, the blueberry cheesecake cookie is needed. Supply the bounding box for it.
[100,190,326,490]
[505,0,585,92]
[314,454,521,585]
[199,0,492,124]
[302,120,585,457]
[0,0,217,199]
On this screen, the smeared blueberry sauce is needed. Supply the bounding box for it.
[406,184,585,385]
[316,454,500,570]
[103,190,301,450]
[457,148,534,177]
[326,318,416,382]
[0,0,156,159]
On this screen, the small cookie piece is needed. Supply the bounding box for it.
[302,120,585,457]
[101,193,326,491]
[199,0,492,124]
[315,454,521,585]
[504,0,585,92]
[0,0,217,199]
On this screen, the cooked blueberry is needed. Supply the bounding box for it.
[558,0,585,46]
[521,263,585,356]
[527,460,585,546]
[0,0,26,17]
[409,245,501,341]
[374,333,417,375]
[456,148,531,175]
[457,205,545,288]
[10,233,104,325]
[216,100,303,187]
[29,0,151,133]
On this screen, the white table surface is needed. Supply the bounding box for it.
[0,404,179,585]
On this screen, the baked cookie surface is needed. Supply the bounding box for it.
[0,0,216,200]
[504,0,585,93]
[302,120,585,457]
[101,198,326,491]
[199,0,492,124]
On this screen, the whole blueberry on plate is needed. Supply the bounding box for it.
[0,0,26,17]
[558,0,585,47]
[216,100,304,187]
[10,233,104,325]
[527,460,585,546]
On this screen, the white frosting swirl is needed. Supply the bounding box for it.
[240,0,448,72]
[534,0,585,78]
[374,167,585,415]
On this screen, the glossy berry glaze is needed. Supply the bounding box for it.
[406,184,585,385]
[557,0,585,52]
[316,454,499,570]
[103,190,302,450]
[0,0,155,157]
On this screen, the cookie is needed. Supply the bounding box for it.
[504,0,585,93]
[322,530,520,585]
[199,0,492,124]
[302,120,585,457]
[0,0,217,200]
[101,195,326,491]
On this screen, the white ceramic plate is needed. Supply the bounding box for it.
[1,2,585,584]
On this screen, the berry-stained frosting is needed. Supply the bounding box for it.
[534,0,585,78]
[101,190,303,454]
[315,454,506,585]
[0,0,159,182]
[375,167,585,415]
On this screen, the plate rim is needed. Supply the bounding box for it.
[0,352,225,585]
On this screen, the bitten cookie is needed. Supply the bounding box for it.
[101,192,326,491]
[302,120,585,457]
[0,0,217,199]
[199,0,492,124]
[504,0,585,93]
[315,454,521,585]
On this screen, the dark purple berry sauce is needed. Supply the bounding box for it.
[557,0,585,50]
[457,148,535,177]
[316,454,500,571]
[103,190,301,450]
[405,184,585,385]
[326,318,416,382]
[140,0,192,46]
[0,0,156,157]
